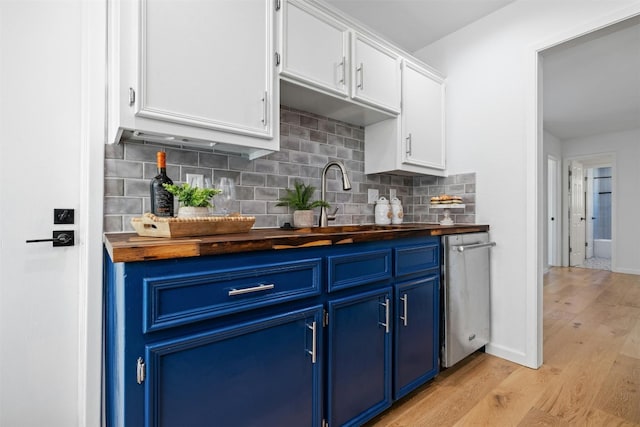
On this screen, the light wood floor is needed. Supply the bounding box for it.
[366,267,640,426]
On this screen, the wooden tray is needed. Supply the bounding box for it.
[131,213,255,238]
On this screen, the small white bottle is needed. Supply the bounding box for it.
[375,197,392,225]
[390,197,403,224]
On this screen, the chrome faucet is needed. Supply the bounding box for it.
[319,160,352,227]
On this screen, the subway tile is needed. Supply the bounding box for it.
[105,178,124,197]
[266,174,289,189]
[327,134,344,146]
[103,215,123,232]
[254,159,279,174]
[199,153,228,169]
[289,126,310,139]
[124,143,160,162]
[255,187,279,200]
[280,109,300,125]
[104,108,475,231]
[229,156,254,172]
[241,172,265,187]
[335,124,352,137]
[105,143,124,160]
[310,130,327,143]
[104,197,142,215]
[105,159,143,179]
[300,115,319,130]
[240,200,266,215]
[290,151,310,165]
[124,179,149,197]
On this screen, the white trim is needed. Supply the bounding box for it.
[78,0,106,426]
[531,3,640,369]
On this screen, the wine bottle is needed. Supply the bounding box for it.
[150,151,174,217]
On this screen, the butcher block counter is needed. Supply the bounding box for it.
[104,223,489,263]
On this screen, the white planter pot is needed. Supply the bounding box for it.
[293,210,314,228]
[177,206,210,218]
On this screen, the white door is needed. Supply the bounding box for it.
[281,0,349,96]
[402,60,445,170]
[0,1,103,425]
[351,33,401,113]
[547,156,559,266]
[569,161,586,266]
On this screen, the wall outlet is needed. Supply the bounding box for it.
[368,188,379,204]
[186,173,204,188]
[389,188,397,199]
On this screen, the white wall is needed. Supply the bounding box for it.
[415,0,640,367]
[563,128,640,274]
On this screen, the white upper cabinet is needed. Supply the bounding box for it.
[402,60,445,170]
[279,0,400,125]
[108,0,278,159]
[365,60,445,176]
[280,0,349,96]
[351,34,401,114]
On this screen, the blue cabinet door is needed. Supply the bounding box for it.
[394,274,440,399]
[327,288,393,426]
[143,306,323,427]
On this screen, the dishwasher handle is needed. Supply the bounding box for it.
[453,241,496,253]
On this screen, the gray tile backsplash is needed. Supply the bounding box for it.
[104,106,476,232]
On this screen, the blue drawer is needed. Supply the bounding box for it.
[327,249,392,293]
[394,241,440,278]
[143,258,322,332]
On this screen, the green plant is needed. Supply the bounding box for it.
[162,183,221,207]
[276,181,330,210]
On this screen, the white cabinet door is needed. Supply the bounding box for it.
[281,0,349,96]
[351,34,401,114]
[109,0,278,158]
[402,60,445,170]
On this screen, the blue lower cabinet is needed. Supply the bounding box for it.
[105,237,443,426]
[394,274,440,400]
[144,306,323,427]
[327,288,393,426]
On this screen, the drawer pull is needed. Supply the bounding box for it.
[228,283,275,296]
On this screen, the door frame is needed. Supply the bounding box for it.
[79,1,106,425]
[529,4,640,368]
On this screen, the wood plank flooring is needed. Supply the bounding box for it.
[365,267,640,426]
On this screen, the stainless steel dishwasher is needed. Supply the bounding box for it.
[441,232,495,368]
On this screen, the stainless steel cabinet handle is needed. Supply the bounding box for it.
[400,294,408,326]
[356,63,364,90]
[379,297,390,333]
[454,242,496,253]
[406,134,412,156]
[228,283,275,296]
[261,91,268,126]
[307,321,317,364]
[339,56,346,85]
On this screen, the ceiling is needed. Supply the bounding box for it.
[324,1,640,142]
[542,16,640,141]
[325,0,516,52]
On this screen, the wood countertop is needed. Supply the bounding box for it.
[104,223,490,263]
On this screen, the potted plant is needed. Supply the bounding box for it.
[276,181,330,228]
[163,182,221,218]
